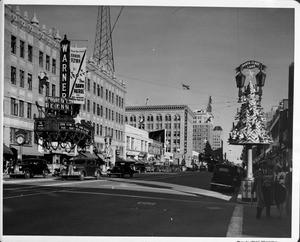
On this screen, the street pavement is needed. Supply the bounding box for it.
[2,172,296,241]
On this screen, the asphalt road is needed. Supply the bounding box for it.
[3,171,239,238]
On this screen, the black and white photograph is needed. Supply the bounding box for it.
[1,1,299,242]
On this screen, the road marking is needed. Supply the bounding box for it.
[58,189,234,207]
[226,204,243,237]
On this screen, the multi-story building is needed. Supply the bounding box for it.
[125,124,149,161]
[82,59,126,163]
[4,5,61,159]
[125,105,194,165]
[4,5,126,164]
[193,109,214,153]
[212,126,223,151]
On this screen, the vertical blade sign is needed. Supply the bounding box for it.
[60,35,70,98]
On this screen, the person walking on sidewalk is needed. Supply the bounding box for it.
[251,169,265,219]
[274,163,287,218]
[285,165,292,215]
[251,162,274,219]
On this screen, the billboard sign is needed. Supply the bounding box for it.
[69,47,87,104]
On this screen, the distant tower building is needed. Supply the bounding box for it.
[193,109,213,153]
[212,126,223,151]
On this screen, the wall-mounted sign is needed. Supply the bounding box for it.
[60,35,70,99]
[69,47,87,104]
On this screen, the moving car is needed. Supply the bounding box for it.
[107,162,135,178]
[60,158,102,181]
[210,164,238,191]
[9,158,50,179]
[199,165,206,172]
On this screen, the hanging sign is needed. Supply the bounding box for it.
[69,47,87,104]
[60,35,71,99]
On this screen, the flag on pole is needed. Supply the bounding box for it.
[182,83,190,90]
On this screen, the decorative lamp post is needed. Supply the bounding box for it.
[255,69,266,104]
[229,60,272,202]
[235,72,246,103]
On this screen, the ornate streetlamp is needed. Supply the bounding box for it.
[229,60,272,201]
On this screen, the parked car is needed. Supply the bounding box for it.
[60,158,102,181]
[134,163,146,173]
[9,158,50,179]
[107,162,135,178]
[210,164,239,191]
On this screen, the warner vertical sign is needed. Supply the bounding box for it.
[60,35,70,98]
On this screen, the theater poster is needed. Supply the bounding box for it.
[69,47,87,104]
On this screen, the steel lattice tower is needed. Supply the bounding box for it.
[93,6,115,77]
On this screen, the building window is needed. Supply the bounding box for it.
[112,110,114,121]
[52,84,56,97]
[46,83,49,96]
[28,45,33,62]
[93,82,96,94]
[97,84,100,96]
[109,91,111,103]
[106,89,108,101]
[96,124,99,135]
[11,66,17,85]
[27,102,32,119]
[46,55,50,71]
[52,59,56,74]
[20,40,25,58]
[105,108,108,119]
[11,35,17,54]
[11,98,18,116]
[112,93,114,104]
[93,102,96,114]
[116,95,119,106]
[97,104,100,116]
[87,79,90,91]
[19,70,25,88]
[100,125,103,136]
[39,51,43,67]
[100,105,103,117]
[100,86,103,98]
[28,73,32,90]
[87,100,90,112]
[19,100,24,117]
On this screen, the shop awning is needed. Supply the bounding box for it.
[3,144,13,155]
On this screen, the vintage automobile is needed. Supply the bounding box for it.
[210,164,239,191]
[9,158,50,179]
[60,157,102,181]
[107,162,135,178]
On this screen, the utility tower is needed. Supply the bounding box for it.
[93,6,115,77]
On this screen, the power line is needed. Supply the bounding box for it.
[117,73,237,100]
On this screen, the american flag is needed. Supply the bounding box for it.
[182,83,190,90]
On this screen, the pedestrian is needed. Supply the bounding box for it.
[251,168,265,219]
[273,163,286,218]
[285,165,292,215]
[261,161,274,218]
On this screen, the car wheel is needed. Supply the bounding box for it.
[79,171,85,181]
[95,171,101,180]
[43,169,49,178]
[24,170,31,179]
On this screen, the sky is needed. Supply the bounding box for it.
[7,1,295,163]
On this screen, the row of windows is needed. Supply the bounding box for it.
[10,98,34,119]
[126,114,181,122]
[11,35,57,74]
[82,100,124,124]
[92,123,123,141]
[86,79,124,108]
[11,66,57,96]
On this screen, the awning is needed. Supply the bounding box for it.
[3,144,13,155]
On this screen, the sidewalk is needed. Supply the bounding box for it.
[236,191,292,238]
